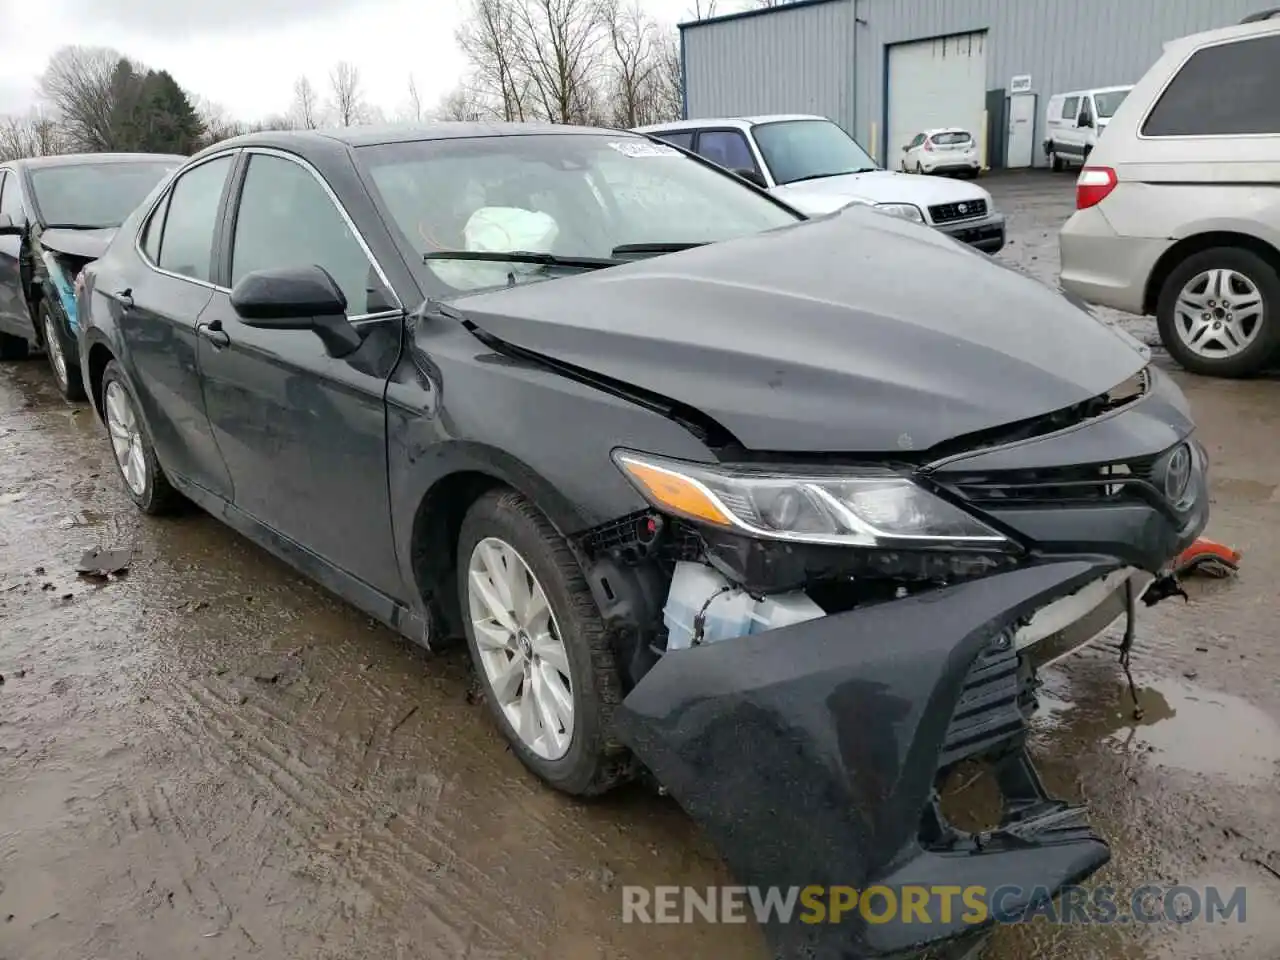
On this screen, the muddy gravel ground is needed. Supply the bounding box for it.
[3,172,1279,960]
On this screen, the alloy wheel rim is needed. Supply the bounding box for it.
[104,381,147,496]
[467,536,574,760]
[1173,268,1264,359]
[44,315,67,389]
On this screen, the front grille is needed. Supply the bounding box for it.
[929,198,987,224]
[945,457,1161,505]
[938,631,1026,768]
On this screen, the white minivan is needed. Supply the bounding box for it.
[1042,86,1133,171]
[1059,10,1280,377]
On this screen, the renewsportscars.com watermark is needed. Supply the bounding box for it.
[622,884,1248,926]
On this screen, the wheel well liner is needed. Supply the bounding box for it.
[1143,231,1280,316]
[86,340,116,418]
[409,454,593,639]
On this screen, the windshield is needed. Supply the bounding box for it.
[1093,90,1130,119]
[358,133,800,293]
[752,119,879,186]
[29,160,181,228]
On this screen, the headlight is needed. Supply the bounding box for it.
[873,202,925,223]
[612,450,1009,547]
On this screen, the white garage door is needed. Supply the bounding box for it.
[887,32,987,168]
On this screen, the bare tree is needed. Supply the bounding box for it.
[292,75,320,129]
[748,0,794,7]
[457,0,531,121]
[435,86,485,122]
[328,61,365,127]
[193,96,247,147]
[401,74,423,123]
[38,46,135,150]
[688,0,718,18]
[605,0,662,127]
[512,0,610,124]
[0,110,66,161]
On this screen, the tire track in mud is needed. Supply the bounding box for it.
[143,672,531,958]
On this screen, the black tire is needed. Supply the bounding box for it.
[915,161,925,175]
[38,298,86,402]
[1049,147,1065,172]
[457,488,631,797]
[0,330,29,360]
[1156,246,1280,378]
[99,360,184,514]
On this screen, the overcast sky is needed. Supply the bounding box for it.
[0,0,743,123]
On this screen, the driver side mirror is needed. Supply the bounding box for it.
[230,264,363,358]
[732,168,768,189]
[0,213,21,236]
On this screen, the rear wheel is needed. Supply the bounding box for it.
[915,161,925,175]
[40,298,86,402]
[457,488,631,797]
[100,361,183,513]
[1156,246,1280,378]
[0,331,29,361]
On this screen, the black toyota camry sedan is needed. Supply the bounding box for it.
[0,153,184,398]
[77,124,1208,959]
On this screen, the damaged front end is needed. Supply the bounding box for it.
[36,227,115,334]
[568,367,1208,959]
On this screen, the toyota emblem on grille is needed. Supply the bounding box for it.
[957,203,968,214]
[1163,443,1193,506]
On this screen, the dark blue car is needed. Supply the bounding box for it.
[0,152,183,399]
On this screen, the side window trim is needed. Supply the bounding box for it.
[231,146,403,319]
[134,149,240,291]
[1139,33,1280,140]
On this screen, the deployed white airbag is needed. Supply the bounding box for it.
[430,206,560,289]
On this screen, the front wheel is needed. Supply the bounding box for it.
[458,488,631,797]
[40,299,86,402]
[100,361,183,513]
[1156,247,1280,377]
[1048,146,1065,172]
[915,161,925,175]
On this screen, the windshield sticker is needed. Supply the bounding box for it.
[608,141,681,158]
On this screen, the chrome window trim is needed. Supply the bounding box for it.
[134,145,405,321]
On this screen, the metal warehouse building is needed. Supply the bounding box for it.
[679,0,1265,168]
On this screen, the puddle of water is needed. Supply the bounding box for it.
[1035,671,1280,785]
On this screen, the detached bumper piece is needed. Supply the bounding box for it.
[614,561,1117,960]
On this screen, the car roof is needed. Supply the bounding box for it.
[7,152,186,170]
[1164,13,1280,54]
[1052,85,1133,98]
[197,121,639,158]
[635,114,827,133]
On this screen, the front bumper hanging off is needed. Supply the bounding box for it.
[614,560,1121,959]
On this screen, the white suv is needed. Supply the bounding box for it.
[637,115,1006,253]
[1059,12,1280,377]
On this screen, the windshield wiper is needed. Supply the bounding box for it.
[610,241,709,259]
[781,168,878,186]
[43,222,114,230]
[424,250,621,270]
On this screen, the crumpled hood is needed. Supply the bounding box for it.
[772,169,991,217]
[449,207,1147,454]
[39,227,116,260]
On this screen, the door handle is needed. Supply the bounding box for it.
[196,320,229,349]
[112,288,134,309]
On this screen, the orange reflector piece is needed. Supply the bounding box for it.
[619,460,732,526]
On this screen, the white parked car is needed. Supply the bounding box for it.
[1043,86,1133,172]
[899,128,981,178]
[636,115,1005,253]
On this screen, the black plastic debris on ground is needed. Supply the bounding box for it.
[75,547,133,581]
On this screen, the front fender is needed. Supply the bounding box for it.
[38,251,78,333]
[615,559,1118,959]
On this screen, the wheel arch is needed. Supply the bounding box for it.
[406,444,596,640]
[1143,230,1280,316]
[82,330,118,420]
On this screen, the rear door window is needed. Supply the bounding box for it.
[1142,34,1280,136]
[694,130,759,174]
[156,156,233,283]
[930,131,972,145]
[655,130,694,150]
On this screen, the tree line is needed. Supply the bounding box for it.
[0,0,794,162]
